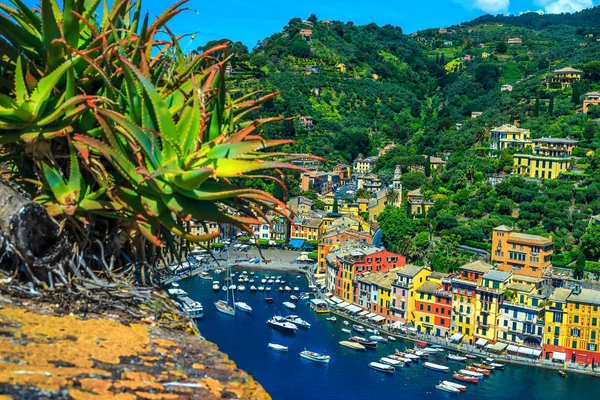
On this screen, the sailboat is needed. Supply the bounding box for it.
[215,266,236,316]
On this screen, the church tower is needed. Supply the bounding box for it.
[392,165,403,207]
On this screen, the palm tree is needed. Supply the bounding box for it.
[386,188,400,206]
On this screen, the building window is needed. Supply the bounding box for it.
[571,328,580,337]
[572,340,577,349]
[574,315,579,323]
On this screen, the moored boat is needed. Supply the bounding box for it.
[283,315,311,329]
[341,328,351,334]
[388,336,396,342]
[199,271,212,280]
[423,362,449,372]
[365,328,375,334]
[466,365,491,375]
[397,350,420,361]
[343,320,349,326]
[179,296,204,319]
[388,354,411,364]
[453,372,479,383]
[458,369,484,378]
[266,287,272,292]
[447,354,468,361]
[558,370,567,377]
[285,286,292,292]
[369,361,395,374]
[442,380,466,392]
[250,285,257,291]
[278,286,284,292]
[283,301,296,310]
[353,324,366,334]
[268,343,288,352]
[215,299,235,316]
[465,354,477,359]
[300,350,330,363]
[339,340,365,350]
[290,295,299,301]
[472,362,494,371]
[267,316,298,333]
[265,297,273,303]
[294,286,300,291]
[483,358,505,369]
[370,335,388,343]
[380,357,404,368]
[435,383,460,393]
[168,288,187,298]
[326,316,337,322]
[212,282,220,291]
[234,302,252,313]
[258,286,265,291]
[228,284,236,290]
[349,336,377,348]
[237,285,245,292]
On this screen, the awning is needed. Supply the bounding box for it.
[475,338,489,346]
[310,299,327,306]
[407,327,418,333]
[532,349,542,357]
[341,303,354,310]
[450,333,464,342]
[288,238,305,249]
[506,344,519,353]
[337,301,350,308]
[491,342,508,352]
[324,298,336,305]
[390,321,406,328]
[553,352,566,361]
[330,296,343,304]
[346,305,363,313]
[365,312,377,319]
[517,347,534,356]
[358,310,370,316]
[371,315,386,323]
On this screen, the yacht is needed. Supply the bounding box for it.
[300,350,330,363]
[290,295,299,301]
[369,362,394,373]
[178,296,203,319]
[266,287,272,292]
[228,284,237,290]
[284,315,311,329]
[283,301,296,310]
[250,285,257,291]
[293,286,300,291]
[258,286,265,291]
[267,316,298,333]
[238,285,246,292]
[212,281,220,291]
[352,324,365,334]
[380,357,404,368]
[234,302,252,313]
[215,299,235,316]
[268,343,288,352]
[261,278,267,284]
[278,286,284,292]
[285,286,292,292]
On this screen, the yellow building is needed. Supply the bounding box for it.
[548,67,583,88]
[191,221,220,245]
[482,52,490,58]
[391,265,431,323]
[543,288,571,363]
[407,188,434,217]
[368,189,388,222]
[474,270,513,345]
[492,225,553,278]
[513,138,578,180]
[561,287,600,364]
[321,192,336,213]
[358,269,400,320]
[353,156,377,175]
[328,214,370,233]
[489,124,531,152]
[336,63,347,73]
[450,261,492,345]
[583,91,600,114]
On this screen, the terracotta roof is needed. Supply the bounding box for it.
[416,281,441,295]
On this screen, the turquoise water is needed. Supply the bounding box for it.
[179,269,600,400]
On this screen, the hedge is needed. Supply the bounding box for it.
[464,240,492,252]
[586,261,600,274]
[552,251,577,267]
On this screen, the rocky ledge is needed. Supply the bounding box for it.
[0,295,270,399]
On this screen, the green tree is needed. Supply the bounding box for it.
[308,14,318,23]
[533,98,540,117]
[401,172,426,190]
[572,82,581,105]
[498,150,514,173]
[549,95,555,116]
[377,206,417,254]
[574,250,586,280]
[580,226,600,259]
[495,42,508,54]
[424,156,431,177]
[332,198,339,213]
[288,36,310,58]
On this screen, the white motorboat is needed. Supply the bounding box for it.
[353,325,365,334]
[380,357,404,368]
[365,328,375,334]
[284,315,311,328]
[283,301,296,310]
[215,299,235,316]
[199,271,212,280]
[388,336,396,342]
[258,286,265,291]
[234,302,252,313]
[442,380,467,392]
[250,286,257,291]
[212,281,220,291]
[171,282,180,288]
[275,279,281,284]
[168,288,187,298]
[483,358,505,369]
[339,340,365,350]
[237,278,244,283]
[267,317,298,333]
[290,295,299,301]
[250,272,255,275]
[300,294,310,300]
[370,335,388,343]
[300,350,330,363]
[261,279,267,284]
[293,286,300,291]
[447,354,467,361]
[249,279,255,283]
[435,383,460,393]
[228,284,236,290]
[178,296,204,319]
[326,316,337,322]
[238,285,246,292]
[267,279,274,284]
[280,280,286,284]
[459,369,484,378]
[266,287,272,292]
[221,286,227,291]
[369,361,395,373]
[278,286,284,292]
[341,328,351,334]
[285,286,292,292]
[388,354,411,364]
[343,320,349,326]
[423,362,449,372]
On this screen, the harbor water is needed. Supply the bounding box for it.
[179,269,600,400]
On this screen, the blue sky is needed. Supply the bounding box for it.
[20,0,600,48]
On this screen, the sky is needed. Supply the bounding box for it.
[20,0,600,49]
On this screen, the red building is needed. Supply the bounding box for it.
[414,272,453,337]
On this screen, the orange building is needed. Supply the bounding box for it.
[333,164,352,184]
[492,225,553,278]
[414,273,453,337]
[583,92,600,114]
[290,217,323,241]
[317,229,372,273]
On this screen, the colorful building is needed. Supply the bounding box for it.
[317,229,372,273]
[548,67,582,88]
[357,174,382,192]
[358,269,400,320]
[489,124,531,152]
[391,265,431,323]
[450,261,492,345]
[368,188,388,222]
[492,225,553,278]
[583,91,600,114]
[413,274,453,337]
[290,217,323,241]
[407,188,434,217]
[333,164,351,183]
[353,156,377,175]
[474,270,513,345]
[287,196,314,215]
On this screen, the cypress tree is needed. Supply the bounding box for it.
[574,251,586,280]
[332,199,339,213]
[425,156,431,177]
[440,53,445,66]
[572,82,580,105]
[533,98,540,117]
[549,95,555,116]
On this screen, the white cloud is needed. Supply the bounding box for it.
[535,0,594,13]
[472,0,511,12]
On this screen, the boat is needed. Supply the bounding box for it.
[261,279,267,284]
[266,287,272,292]
[267,279,274,284]
[250,286,257,291]
[290,295,299,301]
[178,296,204,318]
[466,365,491,375]
[309,284,317,291]
[365,328,375,334]
[168,288,187,298]
[237,285,245,292]
[558,370,567,377]
[275,279,281,284]
[326,316,337,322]
[343,320,349,326]
[482,359,505,369]
[368,361,395,374]
[285,286,292,292]
[442,380,467,392]
[416,341,428,347]
[267,317,298,333]
[339,340,365,350]
[341,328,351,333]
[249,279,255,283]
[458,369,484,378]
[300,294,310,300]
[243,277,249,282]
[250,272,254,275]
[294,286,300,291]
[424,347,444,353]
[435,383,460,393]
[380,357,404,368]
[397,351,420,361]
[283,301,296,310]
[349,336,377,348]
[388,336,396,342]
[268,343,288,352]
[299,350,330,363]
[388,354,411,364]
[423,362,449,372]
[258,286,265,291]
[353,325,365,334]
[221,286,227,291]
[234,302,252,313]
[465,354,477,359]
[265,297,273,303]
[278,287,284,292]
[280,280,286,284]
[199,271,212,280]
[171,282,180,288]
[215,299,235,316]
[228,284,236,290]
[405,348,428,359]
[447,354,468,361]
[212,282,220,291]
[370,335,388,343]
[284,315,311,329]
[472,363,494,371]
[452,373,479,383]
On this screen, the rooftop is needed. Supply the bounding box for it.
[430,271,448,279]
[554,67,582,73]
[531,137,579,145]
[397,264,425,278]
[513,275,544,285]
[568,288,600,306]
[508,232,552,244]
[491,124,529,134]
[407,188,423,197]
[416,281,442,295]
[482,270,512,282]
[506,282,534,293]
[308,218,323,228]
[460,260,492,274]
[586,91,600,97]
[359,269,400,289]
[494,225,513,232]
[550,288,572,303]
